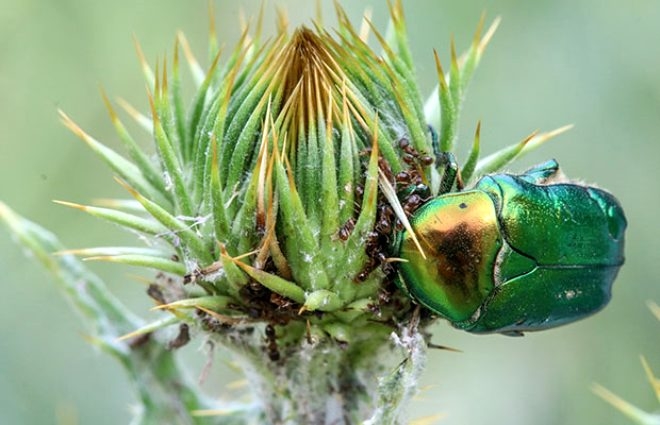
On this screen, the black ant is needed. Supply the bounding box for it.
[264,324,280,362]
[336,217,356,241]
[168,323,191,350]
[354,130,439,283]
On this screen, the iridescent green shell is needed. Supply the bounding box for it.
[396,160,626,334]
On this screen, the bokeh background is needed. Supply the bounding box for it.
[1,0,659,424]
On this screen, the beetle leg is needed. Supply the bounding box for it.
[518,159,561,184]
[500,330,525,337]
[428,125,464,190]
[428,124,441,166]
[428,124,466,192]
[437,152,464,193]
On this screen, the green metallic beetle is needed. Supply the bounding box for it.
[395,159,626,335]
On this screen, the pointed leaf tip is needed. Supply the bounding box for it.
[53,199,86,210]
[648,300,660,321]
[132,34,155,86]
[58,110,86,140]
[433,49,448,91]
[640,355,660,403]
[114,176,138,197]
[472,12,487,46]
[478,16,501,54]
[177,31,205,86]
[592,383,656,424]
[99,86,119,123]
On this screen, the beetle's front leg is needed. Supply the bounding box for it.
[437,152,464,194]
[518,159,561,185]
[428,124,441,166]
[428,125,464,193]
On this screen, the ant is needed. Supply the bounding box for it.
[264,324,280,362]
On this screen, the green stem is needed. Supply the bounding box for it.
[0,203,253,424]
[210,322,428,425]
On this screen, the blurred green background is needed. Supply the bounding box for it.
[1,0,659,424]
